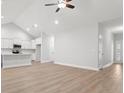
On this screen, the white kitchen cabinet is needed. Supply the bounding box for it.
[31,40,36,49]
[26,41,32,49]
[1,38,13,48]
[1,39,7,48]
[1,38,36,50]
[8,39,13,48]
[21,41,25,49]
[22,40,32,49]
[13,39,22,45]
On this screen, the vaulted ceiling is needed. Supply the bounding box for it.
[2,0,123,38]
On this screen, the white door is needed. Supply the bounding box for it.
[114,40,123,63]
[36,44,41,62]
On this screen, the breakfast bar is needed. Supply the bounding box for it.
[2,54,32,68]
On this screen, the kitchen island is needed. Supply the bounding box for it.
[2,54,32,68]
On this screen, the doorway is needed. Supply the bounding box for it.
[98,18,123,69]
[113,33,123,63]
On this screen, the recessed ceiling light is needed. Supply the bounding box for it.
[26,28,30,31]
[54,20,59,24]
[1,16,4,19]
[34,24,38,28]
[99,35,102,39]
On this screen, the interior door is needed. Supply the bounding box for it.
[114,40,123,63]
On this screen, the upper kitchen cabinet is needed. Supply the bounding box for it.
[22,40,32,49]
[1,38,37,49]
[13,39,22,45]
[31,40,36,49]
[1,38,13,48]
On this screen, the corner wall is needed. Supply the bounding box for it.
[53,23,99,70]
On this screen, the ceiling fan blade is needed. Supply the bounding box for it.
[66,4,75,9]
[45,3,57,6]
[56,8,60,12]
[65,0,72,2]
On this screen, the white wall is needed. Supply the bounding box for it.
[41,32,51,61]
[35,37,42,44]
[53,23,98,69]
[102,28,114,66]
[33,37,41,61]
[1,23,33,40]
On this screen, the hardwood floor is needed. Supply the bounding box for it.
[2,63,123,93]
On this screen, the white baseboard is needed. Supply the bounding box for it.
[103,62,113,68]
[41,60,54,63]
[54,62,99,71]
[3,63,32,69]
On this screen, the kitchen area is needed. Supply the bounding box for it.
[1,23,54,69]
[1,38,39,68]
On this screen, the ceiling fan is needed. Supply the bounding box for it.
[45,0,75,13]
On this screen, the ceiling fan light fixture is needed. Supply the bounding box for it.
[58,3,66,8]
[45,0,75,12]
